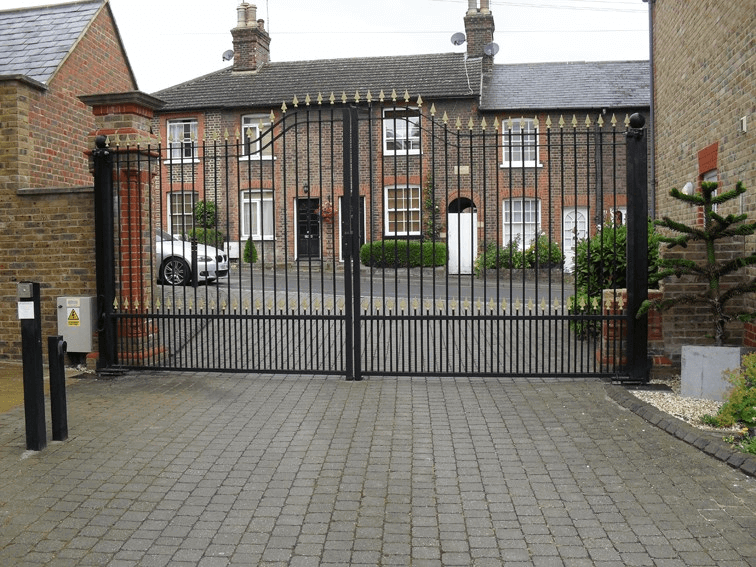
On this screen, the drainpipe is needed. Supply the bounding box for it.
[643,0,656,219]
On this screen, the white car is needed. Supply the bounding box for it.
[156,230,229,286]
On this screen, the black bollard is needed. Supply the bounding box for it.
[48,336,68,442]
[18,282,46,451]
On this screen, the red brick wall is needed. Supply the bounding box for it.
[0,6,137,361]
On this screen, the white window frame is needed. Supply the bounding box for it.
[703,170,719,213]
[166,119,199,162]
[385,185,421,236]
[383,108,421,155]
[241,114,274,160]
[241,190,274,240]
[168,191,198,237]
[503,197,540,249]
[501,118,539,168]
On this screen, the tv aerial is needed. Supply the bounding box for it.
[451,32,466,46]
[483,42,500,57]
[222,49,234,61]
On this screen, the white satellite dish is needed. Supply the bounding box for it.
[222,49,234,61]
[451,32,466,46]
[483,42,499,57]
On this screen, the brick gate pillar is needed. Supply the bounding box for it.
[80,92,165,364]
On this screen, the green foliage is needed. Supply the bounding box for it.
[190,200,224,247]
[360,240,447,268]
[243,239,258,264]
[702,352,756,428]
[422,178,442,241]
[570,220,661,337]
[194,200,218,228]
[637,182,756,345]
[474,238,526,275]
[525,234,564,269]
[473,235,562,276]
[188,227,225,248]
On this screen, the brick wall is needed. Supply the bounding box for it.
[0,6,137,361]
[653,0,755,358]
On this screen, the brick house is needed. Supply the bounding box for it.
[651,0,755,359]
[0,0,137,360]
[152,1,649,268]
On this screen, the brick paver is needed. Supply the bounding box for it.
[1,373,755,566]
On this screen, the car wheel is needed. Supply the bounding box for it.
[161,258,191,286]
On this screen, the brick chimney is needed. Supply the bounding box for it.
[232,2,271,72]
[464,0,495,71]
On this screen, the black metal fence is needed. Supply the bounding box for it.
[92,101,649,380]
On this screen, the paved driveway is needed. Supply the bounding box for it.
[1,373,755,566]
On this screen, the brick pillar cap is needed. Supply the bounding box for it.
[79,91,166,113]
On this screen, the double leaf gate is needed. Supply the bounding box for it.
[93,100,649,381]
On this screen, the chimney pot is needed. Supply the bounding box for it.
[467,0,477,13]
[480,0,490,13]
[237,3,249,28]
[246,4,257,26]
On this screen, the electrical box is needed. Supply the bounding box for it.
[57,297,97,353]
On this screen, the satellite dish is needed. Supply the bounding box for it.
[222,49,235,61]
[451,32,466,46]
[483,42,500,57]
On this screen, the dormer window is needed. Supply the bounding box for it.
[383,108,421,155]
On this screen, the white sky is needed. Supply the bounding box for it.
[4,0,651,93]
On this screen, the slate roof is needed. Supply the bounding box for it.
[0,0,104,85]
[153,53,482,112]
[480,60,649,111]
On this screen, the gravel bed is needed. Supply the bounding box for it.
[627,375,737,432]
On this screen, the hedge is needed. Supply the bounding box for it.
[360,240,447,268]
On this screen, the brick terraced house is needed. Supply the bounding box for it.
[152,1,650,270]
[0,0,137,360]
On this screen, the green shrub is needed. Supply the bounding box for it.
[474,238,526,275]
[243,239,258,264]
[524,234,564,268]
[360,240,447,268]
[188,227,225,248]
[703,352,756,428]
[194,200,218,227]
[570,220,661,337]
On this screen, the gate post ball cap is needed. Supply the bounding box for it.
[95,135,107,148]
[629,113,645,129]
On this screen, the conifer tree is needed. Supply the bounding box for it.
[638,181,756,345]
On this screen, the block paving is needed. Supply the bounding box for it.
[1,372,755,566]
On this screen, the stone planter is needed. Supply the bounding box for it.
[680,345,746,402]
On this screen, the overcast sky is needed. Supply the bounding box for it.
[5,0,651,93]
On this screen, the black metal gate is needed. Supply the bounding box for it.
[93,99,648,381]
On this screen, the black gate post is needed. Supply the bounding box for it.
[626,113,650,382]
[342,106,362,381]
[93,135,117,371]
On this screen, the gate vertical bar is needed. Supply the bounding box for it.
[93,135,117,371]
[626,113,650,382]
[342,106,362,380]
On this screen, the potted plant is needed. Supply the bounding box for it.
[638,181,756,400]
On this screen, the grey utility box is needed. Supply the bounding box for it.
[57,296,97,353]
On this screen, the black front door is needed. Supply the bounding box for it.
[297,198,321,259]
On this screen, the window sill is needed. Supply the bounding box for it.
[164,158,200,165]
[500,162,543,169]
[383,151,422,157]
[238,155,276,162]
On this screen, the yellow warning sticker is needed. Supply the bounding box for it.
[68,308,80,327]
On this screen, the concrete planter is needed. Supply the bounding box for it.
[681,345,745,402]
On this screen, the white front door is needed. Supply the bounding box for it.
[448,211,478,274]
[563,208,588,272]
